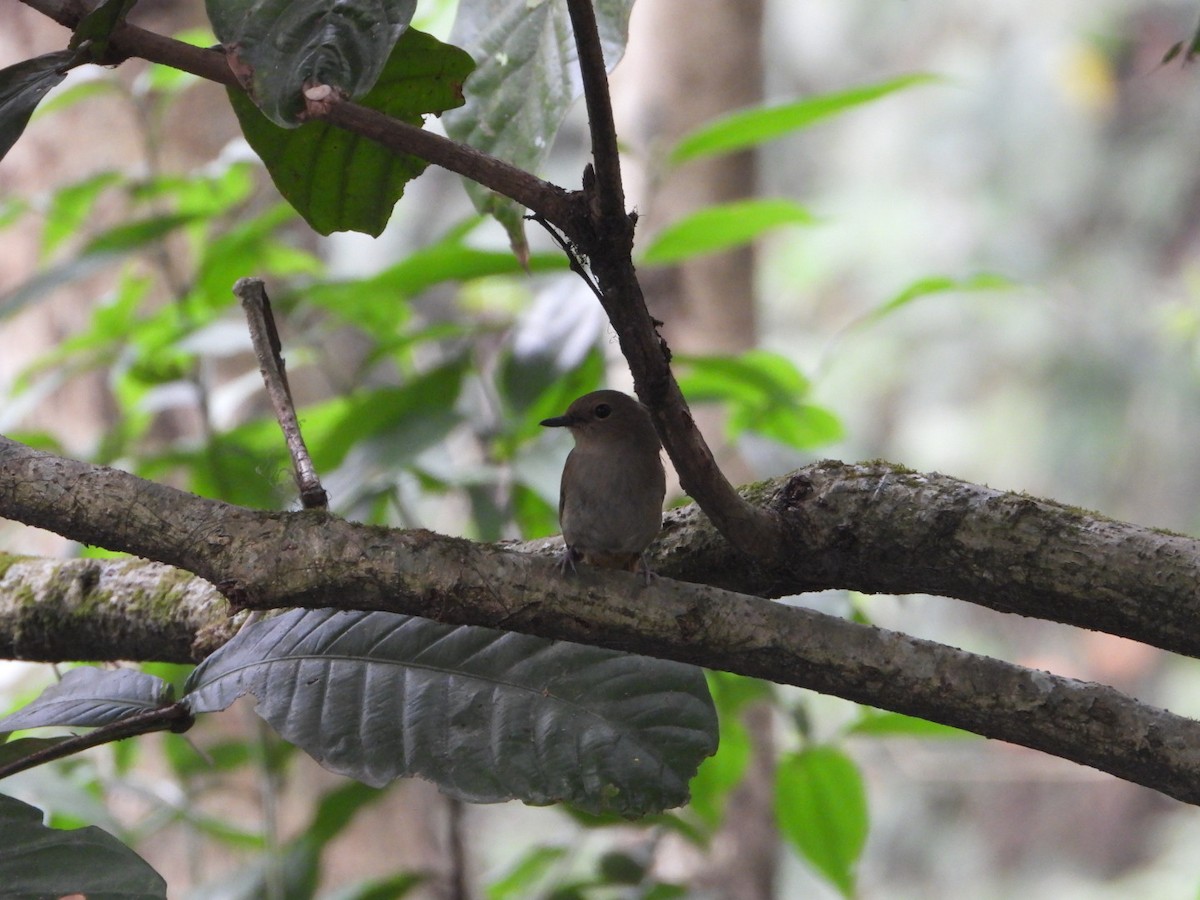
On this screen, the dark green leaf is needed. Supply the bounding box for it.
[0,667,173,730]
[0,51,77,163]
[0,793,167,898]
[228,28,473,234]
[775,746,868,898]
[443,0,634,248]
[669,73,939,165]
[207,0,417,126]
[640,199,818,266]
[183,609,717,816]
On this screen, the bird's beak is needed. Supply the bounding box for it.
[539,414,573,428]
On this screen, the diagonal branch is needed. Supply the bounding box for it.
[236,277,328,510]
[17,0,584,238]
[5,436,1200,804]
[563,0,786,563]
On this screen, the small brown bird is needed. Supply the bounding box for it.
[540,390,666,576]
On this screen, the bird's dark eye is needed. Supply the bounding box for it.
[594,403,612,419]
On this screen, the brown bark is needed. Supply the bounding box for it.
[5,437,1200,806]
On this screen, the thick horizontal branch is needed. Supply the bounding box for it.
[17,0,582,234]
[653,461,1200,659]
[4,437,1200,804]
[0,553,236,662]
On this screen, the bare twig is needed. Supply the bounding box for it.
[564,0,625,221]
[235,277,328,510]
[528,212,604,303]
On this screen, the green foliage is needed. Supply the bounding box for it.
[206,0,417,127]
[640,198,819,266]
[228,28,475,235]
[668,73,940,165]
[443,0,635,251]
[0,793,167,899]
[0,0,1005,895]
[775,746,869,898]
[183,609,718,815]
[676,350,843,451]
[854,271,1015,330]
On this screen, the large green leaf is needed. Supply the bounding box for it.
[183,609,717,816]
[229,28,474,235]
[0,51,77,163]
[0,667,172,730]
[0,793,167,899]
[774,746,869,898]
[207,0,417,126]
[668,73,939,165]
[443,0,635,249]
[639,199,818,266]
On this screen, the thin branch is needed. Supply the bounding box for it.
[563,0,787,562]
[0,702,194,782]
[528,213,604,303]
[565,0,625,220]
[17,0,584,239]
[5,437,1200,804]
[235,277,328,510]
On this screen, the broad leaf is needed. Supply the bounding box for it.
[669,73,939,165]
[206,0,417,126]
[183,609,717,816]
[229,28,474,235]
[443,0,635,250]
[0,667,173,731]
[775,746,868,898]
[0,51,77,163]
[640,199,818,266]
[0,793,167,898]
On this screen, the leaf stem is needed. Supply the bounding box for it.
[0,702,194,781]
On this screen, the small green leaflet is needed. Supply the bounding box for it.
[640,199,818,266]
[669,73,940,166]
[854,272,1014,330]
[774,746,869,898]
